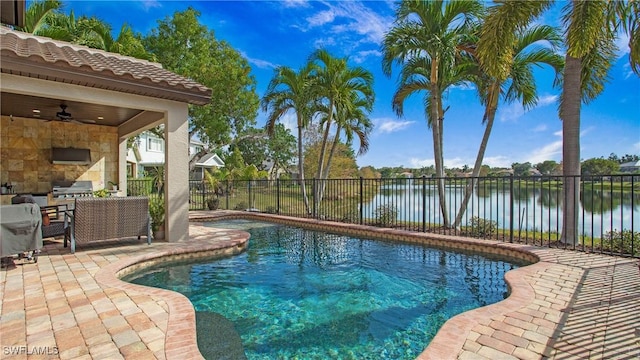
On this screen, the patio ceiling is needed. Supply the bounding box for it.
[1,92,143,127]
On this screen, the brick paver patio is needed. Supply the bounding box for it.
[1,211,638,359]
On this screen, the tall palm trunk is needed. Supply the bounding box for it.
[297,122,311,215]
[314,99,335,215]
[430,60,449,227]
[560,55,582,245]
[454,82,500,227]
[318,125,342,203]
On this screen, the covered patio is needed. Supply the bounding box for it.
[0,26,211,242]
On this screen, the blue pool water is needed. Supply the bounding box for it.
[124,220,528,359]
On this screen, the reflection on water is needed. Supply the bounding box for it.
[363,183,639,237]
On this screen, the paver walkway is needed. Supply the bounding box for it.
[0,211,638,359]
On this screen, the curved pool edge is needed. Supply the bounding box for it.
[190,211,552,359]
[94,225,251,360]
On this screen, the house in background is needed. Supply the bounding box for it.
[126,131,224,180]
[620,160,640,173]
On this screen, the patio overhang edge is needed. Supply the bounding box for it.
[0,55,212,106]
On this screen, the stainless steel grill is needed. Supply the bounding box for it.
[51,180,94,199]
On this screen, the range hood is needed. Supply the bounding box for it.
[51,147,91,165]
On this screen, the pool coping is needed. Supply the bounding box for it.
[91,210,639,359]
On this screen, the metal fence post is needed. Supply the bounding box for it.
[276,178,280,214]
[225,180,229,210]
[201,180,205,210]
[422,175,427,232]
[359,177,363,225]
[509,174,514,243]
[248,180,252,210]
[312,179,317,219]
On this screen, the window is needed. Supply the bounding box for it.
[147,137,164,152]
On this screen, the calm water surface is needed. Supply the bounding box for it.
[125,220,529,359]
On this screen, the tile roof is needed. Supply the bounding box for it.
[0,26,211,105]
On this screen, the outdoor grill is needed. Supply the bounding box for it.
[51,180,94,199]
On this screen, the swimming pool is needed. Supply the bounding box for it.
[124,220,529,359]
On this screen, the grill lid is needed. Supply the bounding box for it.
[52,180,93,195]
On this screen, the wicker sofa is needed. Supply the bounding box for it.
[64,196,152,253]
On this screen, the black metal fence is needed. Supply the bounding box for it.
[128,175,639,258]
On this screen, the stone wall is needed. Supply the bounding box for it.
[0,115,118,194]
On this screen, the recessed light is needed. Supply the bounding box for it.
[32,109,40,113]
[97,116,104,120]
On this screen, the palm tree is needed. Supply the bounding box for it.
[453,25,564,228]
[20,0,68,39]
[22,1,153,61]
[478,0,638,244]
[261,63,317,215]
[309,49,374,213]
[382,0,483,227]
[316,91,373,201]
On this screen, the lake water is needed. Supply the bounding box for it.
[362,182,639,238]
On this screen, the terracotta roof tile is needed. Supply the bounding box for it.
[0,27,211,105]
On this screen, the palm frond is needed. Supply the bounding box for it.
[477,0,552,81]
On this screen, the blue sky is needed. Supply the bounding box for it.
[55,0,639,169]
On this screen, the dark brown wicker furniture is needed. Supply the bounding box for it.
[64,196,152,253]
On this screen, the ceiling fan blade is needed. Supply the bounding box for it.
[70,119,96,125]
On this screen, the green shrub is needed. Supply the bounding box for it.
[374,204,398,227]
[341,209,360,224]
[149,197,165,232]
[233,201,248,211]
[601,230,639,256]
[93,189,109,198]
[265,206,277,214]
[469,216,498,238]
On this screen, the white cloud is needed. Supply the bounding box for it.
[376,118,415,134]
[525,130,563,164]
[633,142,640,152]
[140,0,161,10]
[307,9,337,27]
[622,63,635,80]
[240,51,277,69]
[498,103,525,122]
[615,32,630,57]
[482,156,511,168]
[352,50,382,64]
[499,94,558,122]
[277,112,298,135]
[532,124,547,132]
[409,157,434,168]
[314,37,336,48]
[304,2,394,45]
[450,82,476,91]
[537,94,558,107]
[282,0,310,8]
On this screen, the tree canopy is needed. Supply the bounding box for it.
[581,158,620,175]
[143,8,259,150]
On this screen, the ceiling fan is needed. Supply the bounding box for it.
[53,104,96,124]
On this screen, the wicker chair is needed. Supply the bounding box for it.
[64,196,152,253]
[41,204,69,239]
